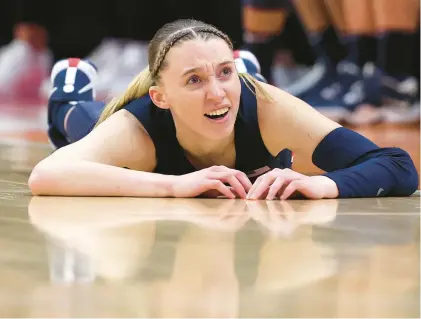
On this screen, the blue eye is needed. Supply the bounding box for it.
[221,67,233,77]
[187,75,201,85]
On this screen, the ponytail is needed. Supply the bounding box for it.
[238,73,274,102]
[95,67,154,127]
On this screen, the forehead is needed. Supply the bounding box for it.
[164,38,233,72]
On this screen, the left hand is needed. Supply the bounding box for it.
[246,168,339,200]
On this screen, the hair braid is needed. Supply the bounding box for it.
[151,26,234,79]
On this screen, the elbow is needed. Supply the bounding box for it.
[394,148,419,196]
[403,165,419,196]
[28,162,56,196]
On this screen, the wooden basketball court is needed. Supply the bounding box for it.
[0,101,419,317]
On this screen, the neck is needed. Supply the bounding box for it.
[176,128,235,168]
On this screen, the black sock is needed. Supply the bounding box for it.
[413,28,420,81]
[377,31,416,77]
[320,26,348,65]
[242,36,278,82]
[282,12,316,66]
[306,25,348,68]
[341,35,377,67]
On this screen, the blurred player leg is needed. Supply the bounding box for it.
[372,0,420,123]
[287,0,349,122]
[334,0,383,125]
[241,0,289,83]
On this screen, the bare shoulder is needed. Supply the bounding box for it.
[255,81,341,157]
[50,109,156,172]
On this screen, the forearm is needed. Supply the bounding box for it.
[323,150,418,197]
[28,160,174,197]
[312,127,419,198]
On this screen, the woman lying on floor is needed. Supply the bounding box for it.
[28,19,418,200]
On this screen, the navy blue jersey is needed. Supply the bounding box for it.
[124,77,293,179]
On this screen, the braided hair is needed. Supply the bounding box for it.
[150,23,234,80]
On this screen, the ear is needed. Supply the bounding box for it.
[149,86,170,110]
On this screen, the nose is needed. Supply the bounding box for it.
[206,77,226,102]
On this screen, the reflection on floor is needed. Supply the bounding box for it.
[0,101,419,317]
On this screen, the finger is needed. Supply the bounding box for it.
[281,180,305,200]
[266,177,285,200]
[207,180,236,199]
[260,188,270,199]
[211,165,232,172]
[246,177,261,199]
[234,171,253,192]
[248,175,276,200]
[209,172,247,199]
[276,178,295,198]
[227,186,240,198]
[223,175,247,199]
[280,168,307,179]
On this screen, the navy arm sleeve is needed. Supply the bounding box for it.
[312,127,419,198]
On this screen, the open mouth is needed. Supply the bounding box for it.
[204,106,230,120]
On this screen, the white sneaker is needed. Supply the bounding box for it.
[109,41,149,96]
[89,38,127,98]
[86,37,125,71]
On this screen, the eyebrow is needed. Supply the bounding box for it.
[181,60,234,77]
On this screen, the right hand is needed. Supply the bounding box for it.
[170,166,253,199]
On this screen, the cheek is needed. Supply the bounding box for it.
[167,89,205,115]
[226,80,241,107]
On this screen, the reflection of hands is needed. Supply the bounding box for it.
[170,199,250,232]
[247,199,339,238]
[28,197,251,283]
[28,196,250,237]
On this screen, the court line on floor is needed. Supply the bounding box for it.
[0,179,28,185]
[0,216,32,224]
[0,140,50,147]
[335,212,420,215]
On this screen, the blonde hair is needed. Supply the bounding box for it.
[96,68,153,125]
[239,73,273,102]
[95,19,271,126]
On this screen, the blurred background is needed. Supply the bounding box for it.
[0,3,419,316]
[0,0,419,127]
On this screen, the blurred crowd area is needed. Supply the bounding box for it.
[0,0,419,126]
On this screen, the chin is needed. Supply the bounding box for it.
[206,128,234,141]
